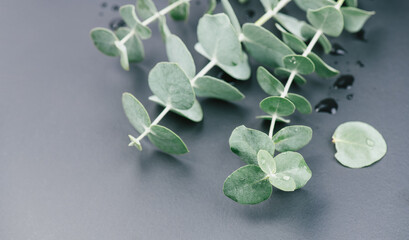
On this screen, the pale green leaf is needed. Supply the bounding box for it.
[116,27,144,63]
[136,0,158,20]
[207,0,217,14]
[275,67,307,85]
[283,54,315,75]
[286,93,312,114]
[148,62,195,110]
[194,76,244,101]
[90,28,120,56]
[257,66,284,96]
[307,52,339,78]
[122,92,151,133]
[257,150,276,175]
[346,0,358,7]
[273,125,313,152]
[307,6,344,37]
[276,24,307,53]
[128,135,143,151]
[223,165,272,204]
[229,125,275,165]
[259,96,295,116]
[301,24,332,54]
[148,125,189,154]
[294,0,335,11]
[166,34,196,79]
[119,5,152,39]
[169,0,190,21]
[341,7,375,33]
[158,16,171,41]
[221,0,241,33]
[114,41,130,71]
[275,13,305,40]
[149,95,203,122]
[332,121,387,168]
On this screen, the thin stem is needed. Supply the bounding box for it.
[302,29,322,57]
[335,0,345,9]
[255,0,292,26]
[191,59,217,86]
[268,114,278,138]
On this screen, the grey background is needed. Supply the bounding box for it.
[1,0,408,239]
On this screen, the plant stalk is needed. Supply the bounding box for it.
[255,0,292,26]
[191,59,217,85]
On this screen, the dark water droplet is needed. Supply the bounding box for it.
[356,60,364,68]
[330,43,347,56]
[246,9,255,18]
[109,18,126,31]
[217,71,239,85]
[334,75,354,89]
[346,94,354,100]
[315,98,338,114]
[354,29,367,42]
[112,4,119,11]
[101,2,107,8]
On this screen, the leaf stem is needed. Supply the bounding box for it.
[255,0,292,26]
[134,105,172,143]
[335,0,345,9]
[191,59,217,86]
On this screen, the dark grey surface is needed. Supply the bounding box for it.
[1,0,408,239]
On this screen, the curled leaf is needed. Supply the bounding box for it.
[169,0,190,21]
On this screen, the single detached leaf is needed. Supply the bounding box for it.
[197,14,242,66]
[294,0,335,11]
[257,66,284,96]
[286,93,312,114]
[307,52,339,78]
[257,150,276,175]
[229,125,275,165]
[242,23,294,67]
[207,0,217,14]
[116,27,144,63]
[149,95,203,122]
[332,121,387,168]
[345,0,358,7]
[273,125,313,152]
[341,7,375,33]
[169,0,190,21]
[301,24,332,54]
[114,41,130,71]
[261,0,278,11]
[90,28,120,56]
[260,96,295,117]
[158,16,171,41]
[221,0,241,33]
[276,24,307,53]
[148,62,195,110]
[223,165,272,204]
[165,34,196,79]
[136,0,158,20]
[119,5,152,39]
[275,67,307,85]
[148,125,189,154]
[122,92,151,133]
[271,152,312,191]
[307,6,344,37]
[256,115,291,124]
[283,54,315,75]
[194,76,244,101]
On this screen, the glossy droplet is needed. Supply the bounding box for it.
[357,60,365,68]
[315,98,338,114]
[283,176,290,181]
[354,29,367,42]
[334,75,354,89]
[247,9,255,18]
[366,138,375,147]
[346,94,354,100]
[112,4,119,11]
[109,18,126,31]
[330,43,347,56]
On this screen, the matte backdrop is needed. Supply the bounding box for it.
[0,0,408,239]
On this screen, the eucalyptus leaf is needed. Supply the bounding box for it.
[301,24,332,54]
[259,96,295,117]
[148,125,189,154]
[116,27,144,63]
[158,16,171,41]
[307,52,339,78]
[256,115,291,123]
[257,66,284,96]
[128,135,143,151]
[307,6,344,37]
[114,41,130,71]
[136,0,158,20]
[207,0,217,14]
[90,28,120,56]
[257,150,276,175]
[148,62,195,110]
[119,5,152,39]
[345,0,358,7]
[261,0,278,11]
[223,165,272,204]
[165,34,196,79]
[169,0,190,21]
[294,0,335,11]
[149,95,203,122]
[332,121,387,168]
[275,67,307,85]
[273,125,313,152]
[341,7,375,33]
[242,23,294,67]
[229,125,275,165]
[122,92,151,133]
[275,13,305,40]
[221,0,241,33]
[194,76,244,101]
[271,151,312,191]
[283,54,315,75]
[286,93,312,114]
[276,24,307,53]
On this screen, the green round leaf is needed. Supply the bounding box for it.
[119,5,152,39]
[136,0,158,20]
[283,54,315,75]
[90,28,120,56]
[229,125,275,165]
[223,165,272,205]
[275,13,306,40]
[257,66,284,96]
[286,93,312,114]
[116,27,144,63]
[169,0,190,21]
[341,7,375,33]
[257,150,276,175]
[194,76,244,101]
[332,121,387,168]
[307,52,339,78]
[274,67,307,85]
[276,24,307,53]
[259,96,295,117]
[294,0,335,11]
[148,62,195,110]
[149,95,203,123]
[122,92,151,134]
[148,125,189,155]
[166,34,196,79]
[307,6,344,37]
[273,125,313,152]
[271,152,312,191]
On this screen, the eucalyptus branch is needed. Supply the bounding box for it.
[255,0,292,26]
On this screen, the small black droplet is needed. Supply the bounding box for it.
[246,9,255,18]
[315,98,338,114]
[354,29,367,42]
[217,71,239,85]
[112,4,119,11]
[346,94,354,100]
[356,60,365,68]
[109,18,126,31]
[334,75,354,89]
[101,2,107,8]
[330,43,347,56]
